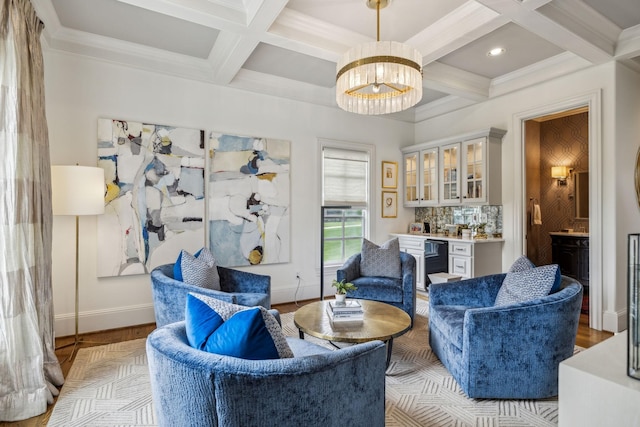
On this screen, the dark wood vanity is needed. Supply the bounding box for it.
[550,233,589,292]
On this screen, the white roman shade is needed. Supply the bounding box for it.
[322,147,369,207]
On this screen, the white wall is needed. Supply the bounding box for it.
[44,50,415,336]
[45,48,640,335]
[414,62,640,332]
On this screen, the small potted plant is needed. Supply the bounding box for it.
[332,279,357,304]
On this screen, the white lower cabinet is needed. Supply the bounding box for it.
[449,240,502,279]
[395,235,426,291]
[392,234,503,287]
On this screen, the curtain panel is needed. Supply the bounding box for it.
[0,0,64,421]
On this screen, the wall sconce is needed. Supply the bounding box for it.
[551,166,570,186]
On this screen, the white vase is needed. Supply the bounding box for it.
[335,293,346,304]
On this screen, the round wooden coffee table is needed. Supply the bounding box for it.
[293,299,411,367]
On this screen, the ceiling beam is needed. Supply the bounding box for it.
[476,0,615,64]
[207,0,289,85]
[408,1,509,65]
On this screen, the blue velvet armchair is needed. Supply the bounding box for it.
[428,273,583,399]
[337,252,416,325]
[150,263,271,327]
[146,321,387,427]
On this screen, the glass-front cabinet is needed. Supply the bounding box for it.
[440,143,460,205]
[462,137,485,203]
[404,152,418,205]
[403,148,438,207]
[401,128,505,207]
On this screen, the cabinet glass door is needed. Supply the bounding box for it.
[404,153,418,205]
[441,144,459,203]
[421,148,438,204]
[464,138,484,201]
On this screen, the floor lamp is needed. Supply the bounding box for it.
[51,165,105,361]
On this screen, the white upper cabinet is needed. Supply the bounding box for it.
[403,148,439,207]
[440,143,461,205]
[401,128,505,207]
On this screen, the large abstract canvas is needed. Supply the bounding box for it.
[97,119,205,277]
[209,132,290,266]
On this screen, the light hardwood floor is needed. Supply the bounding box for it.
[1,298,612,427]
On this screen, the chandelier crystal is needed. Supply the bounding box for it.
[336,1,423,115]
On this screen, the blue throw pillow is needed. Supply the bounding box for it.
[508,255,535,272]
[494,264,561,306]
[174,248,220,290]
[185,293,293,360]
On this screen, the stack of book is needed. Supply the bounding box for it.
[326,300,363,322]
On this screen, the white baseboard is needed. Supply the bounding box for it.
[602,307,627,333]
[54,303,156,337]
[272,283,320,305]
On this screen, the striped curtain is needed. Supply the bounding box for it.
[0,0,64,421]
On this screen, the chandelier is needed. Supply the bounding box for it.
[336,0,423,115]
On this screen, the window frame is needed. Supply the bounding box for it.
[318,138,375,267]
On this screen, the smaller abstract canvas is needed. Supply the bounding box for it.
[208,132,290,267]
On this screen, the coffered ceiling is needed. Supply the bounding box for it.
[33,0,640,122]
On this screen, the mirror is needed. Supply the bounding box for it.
[575,171,589,219]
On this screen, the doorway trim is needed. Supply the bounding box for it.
[512,90,602,330]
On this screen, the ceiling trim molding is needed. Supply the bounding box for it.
[616,24,640,58]
[44,27,215,82]
[423,62,490,101]
[229,68,336,108]
[414,95,477,122]
[490,52,592,98]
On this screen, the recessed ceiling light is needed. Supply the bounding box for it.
[487,47,505,57]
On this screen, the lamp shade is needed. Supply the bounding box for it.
[551,166,569,179]
[51,165,105,216]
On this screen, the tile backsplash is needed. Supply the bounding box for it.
[415,205,503,236]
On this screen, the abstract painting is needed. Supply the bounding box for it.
[97,119,205,277]
[208,132,290,266]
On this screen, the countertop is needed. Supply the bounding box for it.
[391,233,505,243]
[549,231,590,238]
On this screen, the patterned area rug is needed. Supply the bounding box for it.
[48,297,567,426]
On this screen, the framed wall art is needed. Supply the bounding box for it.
[97,118,205,277]
[382,160,398,189]
[382,191,397,218]
[208,132,290,267]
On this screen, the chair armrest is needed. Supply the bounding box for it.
[217,266,271,295]
[400,252,416,321]
[151,266,237,328]
[464,283,583,361]
[337,253,361,283]
[429,273,506,308]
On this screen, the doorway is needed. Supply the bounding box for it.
[513,91,602,330]
[524,107,590,314]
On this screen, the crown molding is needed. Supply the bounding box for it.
[490,52,592,98]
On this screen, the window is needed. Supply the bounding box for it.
[321,144,372,265]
